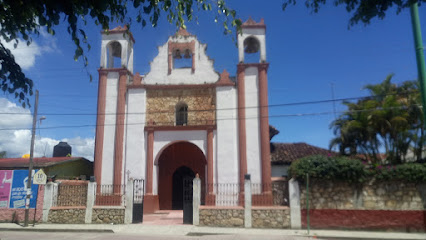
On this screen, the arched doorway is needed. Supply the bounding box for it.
[157,141,206,210]
[172,166,195,210]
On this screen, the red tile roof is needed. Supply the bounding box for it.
[0,157,89,169]
[271,142,334,165]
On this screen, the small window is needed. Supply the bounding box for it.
[176,102,188,126]
[173,49,192,69]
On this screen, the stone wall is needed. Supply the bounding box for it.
[300,180,426,210]
[298,179,426,231]
[252,207,290,228]
[56,180,88,207]
[92,207,125,224]
[199,207,244,227]
[146,88,215,126]
[48,207,85,224]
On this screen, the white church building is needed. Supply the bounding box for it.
[93,18,273,213]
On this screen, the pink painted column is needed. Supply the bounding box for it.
[146,129,154,195]
[206,127,216,205]
[237,64,247,205]
[94,70,108,187]
[113,69,127,193]
[258,64,272,194]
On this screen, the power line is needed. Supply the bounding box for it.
[0,105,420,131]
[1,92,418,116]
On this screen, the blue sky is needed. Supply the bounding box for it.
[1,1,425,159]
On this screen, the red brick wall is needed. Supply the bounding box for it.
[0,185,44,223]
[301,209,426,232]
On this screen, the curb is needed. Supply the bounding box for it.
[0,227,114,233]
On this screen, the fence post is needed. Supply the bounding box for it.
[125,178,134,224]
[85,181,96,224]
[192,175,201,225]
[289,178,302,229]
[244,174,252,228]
[42,182,54,222]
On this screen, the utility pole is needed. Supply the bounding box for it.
[410,3,426,127]
[24,90,39,227]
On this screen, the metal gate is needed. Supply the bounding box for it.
[132,179,144,223]
[183,177,193,224]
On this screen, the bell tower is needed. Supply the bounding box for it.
[94,26,135,188]
[236,18,272,203]
[100,26,134,72]
[237,18,266,63]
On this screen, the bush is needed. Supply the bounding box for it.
[372,163,426,182]
[289,155,426,183]
[289,155,367,183]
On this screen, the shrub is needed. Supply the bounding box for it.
[372,163,426,182]
[289,155,426,183]
[289,155,367,183]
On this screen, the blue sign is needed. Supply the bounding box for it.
[9,170,38,209]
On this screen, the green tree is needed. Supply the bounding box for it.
[282,0,426,27]
[0,151,6,158]
[2,0,424,106]
[330,74,424,164]
[0,0,240,107]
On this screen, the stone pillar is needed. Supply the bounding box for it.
[289,178,301,229]
[42,182,55,223]
[244,174,252,228]
[193,176,201,226]
[85,181,96,224]
[113,69,128,193]
[124,178,134,224]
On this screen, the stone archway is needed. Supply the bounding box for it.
[157,141,206,210]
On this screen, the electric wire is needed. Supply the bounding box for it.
[0,105,421,131]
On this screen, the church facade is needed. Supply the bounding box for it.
[93,18,272,213]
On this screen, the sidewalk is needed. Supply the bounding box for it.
[0,223,424,240]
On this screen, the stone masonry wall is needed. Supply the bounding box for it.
[300,180,426,210]
[48,207,85,224]
[92,208,125,224]
[146,88,215,126]
[199,208,244,227]
[252,207,290,228]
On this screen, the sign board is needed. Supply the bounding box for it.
[9,170,38,209]
[0,170,13,208]
[33,169,47,185]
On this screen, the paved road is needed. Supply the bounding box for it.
[0,231,318,240]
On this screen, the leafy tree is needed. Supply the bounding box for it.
[0,0,240,107]
[0,151,6,158]
[282,0,425,27]
[2,0,424,107]
[330,74,424,164]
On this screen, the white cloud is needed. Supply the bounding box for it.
[1,39,41,70]
[1,29,58,70]
[0,98,94,160]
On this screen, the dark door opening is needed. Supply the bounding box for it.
[172,166,195,210]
